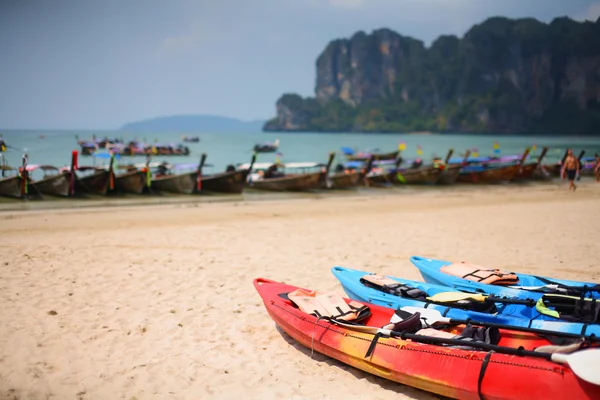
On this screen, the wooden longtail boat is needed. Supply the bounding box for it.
[364,157,404,187]
[512,147,549,181]
[323,154,374,190]
[343,147,399,162]
[114,157,150,194]
[28,165,70,197]
[197,154,257,194]
[0,166,22,198]
[245,153,335,192]
[436,149,471,185]
[151,169,196,194]
[457,148,530,184]
[74,167,112,195]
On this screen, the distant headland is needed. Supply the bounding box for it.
[264,16,600,135]
[120,114,265,133]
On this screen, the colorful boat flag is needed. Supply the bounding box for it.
[493,141,500,155]
[398,141,406,151]
[472,148,479,157]
[275,152,282,164]
[532,144,537,151]
[416,145,423,156]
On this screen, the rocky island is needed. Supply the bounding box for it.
[264,16,600,135]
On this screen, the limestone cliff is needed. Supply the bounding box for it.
[263,16,600,134]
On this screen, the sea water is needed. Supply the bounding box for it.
[1,129,599,173]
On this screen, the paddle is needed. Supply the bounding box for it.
[398,306,599,342]
[328,317,600,385]
[426,291,537,307]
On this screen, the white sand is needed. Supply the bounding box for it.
[1,182,599,400]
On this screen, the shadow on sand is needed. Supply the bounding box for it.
[274,324,451,400]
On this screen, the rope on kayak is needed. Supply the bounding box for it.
[477,350,494,400]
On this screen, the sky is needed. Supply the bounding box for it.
[1,0,599,130]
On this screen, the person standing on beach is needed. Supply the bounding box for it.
[595,154,600,182]
[561,149,580,191]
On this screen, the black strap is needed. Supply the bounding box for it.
[365,332,383,358]
[478,351,494,400]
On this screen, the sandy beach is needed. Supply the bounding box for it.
[1,181,599,400]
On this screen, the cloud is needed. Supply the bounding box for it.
[574,2,600,21]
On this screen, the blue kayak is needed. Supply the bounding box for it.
[331,265,600,336]
[410,256,600,300]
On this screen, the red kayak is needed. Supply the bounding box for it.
[254,278,600,400]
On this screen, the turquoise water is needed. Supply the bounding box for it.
[1,130,599,172]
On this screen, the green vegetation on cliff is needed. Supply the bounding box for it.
[264,16,600,135]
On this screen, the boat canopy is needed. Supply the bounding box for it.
[283,162,324,169]
[340,147,355,155]
[25,165,60,172]
[92,152,121,159]
[238,162,274,170]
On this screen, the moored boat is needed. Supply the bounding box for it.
[198,154,256,194]
[244,153,335,192]
[341,146,399,162]
[512,147,549,181]
[150,162,196,194]
[28,165,70,197]
[323,154,373,190]
[253,138,279,153]
[0,166,23,198]
[254,278,600,400]
[457,148,531,184]
[437,149,471,184]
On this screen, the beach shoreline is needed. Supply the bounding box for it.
[1,181,599,400]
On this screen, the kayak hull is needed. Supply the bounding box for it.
[332,266,600,336]
[254,278,599,400]
[411,256,600,300]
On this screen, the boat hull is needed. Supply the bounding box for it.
[457,165,520,184]
[30,173,70,197]
[395,166,442,184]
[0,176,22,198]
[254,278,599,400]
[347,150,399,162]
[196,169,249,194]
[436,164,462,184]
[75,170,110,195]
[115,171,147,194]
[324,171,362,189]
[247,172,323,192]
[151,172,196,194]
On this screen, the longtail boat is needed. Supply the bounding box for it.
[364,157,404,187]
[457,148,530,184]
[0,166,22,198]
[150,162,196,194]
[392,149,455,185]
[253,138,279,153]
[28,164,70,197]
[196,153,256,194]
[245,153,335,192]
[114,157,151,194]
[436,149,471,184]
[341,146,399,162]
[74,167,112,195]
[323,153,372,190]
[512,147,549,181]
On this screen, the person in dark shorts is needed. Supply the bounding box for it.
[561,149,580,191]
